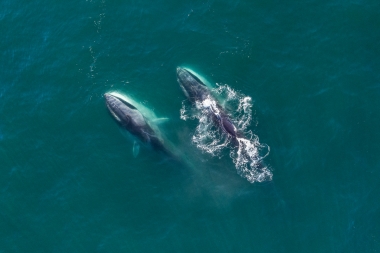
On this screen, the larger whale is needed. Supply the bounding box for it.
[176,67,243,139]
[104,93,173,157]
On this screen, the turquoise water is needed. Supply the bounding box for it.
[1,0,380,252]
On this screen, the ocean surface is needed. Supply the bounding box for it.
[1,0,379,252]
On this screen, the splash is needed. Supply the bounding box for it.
[180,84,272,183]
[233,137,272,183]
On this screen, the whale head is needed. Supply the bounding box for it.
[104,93,146,128]
[176,67,209,103]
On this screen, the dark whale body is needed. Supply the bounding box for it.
[104,93,172,156]
[176,67,242,139]
[177,68,270,177]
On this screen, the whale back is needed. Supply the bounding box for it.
[221,117,237,137]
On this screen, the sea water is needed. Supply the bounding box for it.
[1,0,379,252]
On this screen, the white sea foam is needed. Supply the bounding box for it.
[180,84,272,183]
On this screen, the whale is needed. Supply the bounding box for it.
[104,93,173,157]
[177,67,270,172]
[177,68,271,179]
[176,67,242,139]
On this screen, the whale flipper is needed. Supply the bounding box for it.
[152,118,169,124]
[133,141,140,157]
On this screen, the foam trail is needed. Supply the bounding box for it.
[180,84,272,183]
[233,137,272,183]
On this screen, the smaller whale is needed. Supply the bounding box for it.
[177,67,242,139]
[105,93,173,157]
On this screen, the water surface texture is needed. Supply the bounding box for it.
[1,0,379,252]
